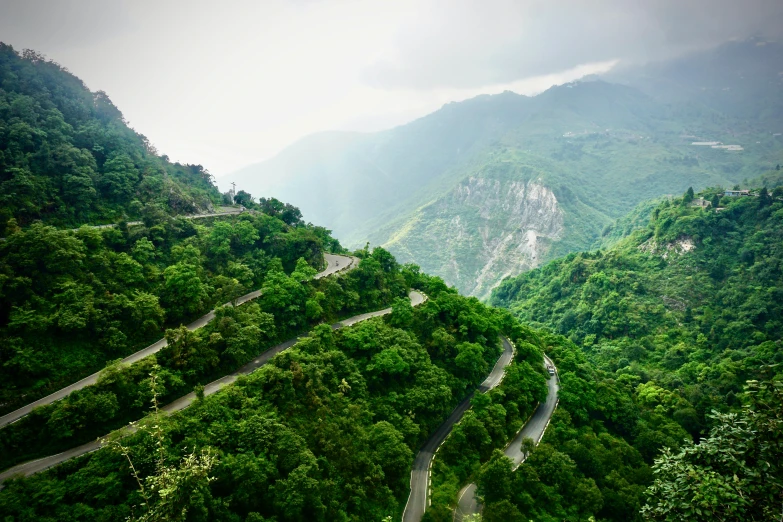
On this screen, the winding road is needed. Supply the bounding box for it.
[0,253,357,429]
[402,337,515,522]
[453,355,560,521]
[75,206,249,230]
[0,283,427,484]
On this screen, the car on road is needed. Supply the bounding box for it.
[547,365,555,376]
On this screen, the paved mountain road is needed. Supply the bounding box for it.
[0,289,426,484]
[80,206,248,230]
[0,253,358,429]
[453,355,560,521]
[402,337,515,522]
[0,207,250,242]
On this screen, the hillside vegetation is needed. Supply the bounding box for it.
[0,44,222,235]
[232,40,783,297]
[485,185,783,520]
[0,48,554,522]
[0,263,551,521]
[0,205,339,412]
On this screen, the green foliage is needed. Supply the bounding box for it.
[0,245,407,470]
[0,44,221,234]
[105,370,219,522]
[0,256,529,521]
[489,186,783,520]
[493,191,783,423]
[469,333,653,522]
[0,207,336,417]
[642,380,783,521]
[425,329,547,521]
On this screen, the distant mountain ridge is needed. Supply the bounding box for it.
[231,39,783,297]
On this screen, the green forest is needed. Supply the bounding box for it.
[1,38,782,522]
[485,185,783,520]
[0,43,222,235]
[0,260,546,521]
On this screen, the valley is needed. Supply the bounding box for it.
[0,24,781,522]
[233,40,783,298]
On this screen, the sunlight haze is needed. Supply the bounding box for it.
[2,0,780,177]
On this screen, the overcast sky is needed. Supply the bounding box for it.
[1,0,781,180]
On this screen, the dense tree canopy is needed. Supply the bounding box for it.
[485,186,783,521]
[0,43,222,235]
[0,207,335,413]
[0,253,545,521]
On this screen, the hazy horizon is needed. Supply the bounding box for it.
[1,0,781,180]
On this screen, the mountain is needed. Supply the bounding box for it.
[0,44,551,521]
[231,40,783,298]
[1,39,781,522]
[483,183,783,521]
[0,44,222,236]
[604,37,783,127]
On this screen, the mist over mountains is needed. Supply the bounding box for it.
[2,8,783,520]
[231,39,783,297]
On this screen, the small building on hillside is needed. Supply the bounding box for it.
[689,198,711,208]
[724,189,750,197]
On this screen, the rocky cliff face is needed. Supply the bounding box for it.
[384,177,564,299]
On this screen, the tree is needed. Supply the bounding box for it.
[260,259,310,330]
[132,237,157,263]
[683,187,694,204]
[258,197,303,226]
[100,152,138,203]
[388,296,414,327]
[130,291,166,335]
[106,369,218,522]
[162,262,210,321]
[234,190,254,207]
[758,186,772,206]
[455,342,487,382]
[520,436,536,461]
[477,450,514,504]
[642,380,783,521]
[483,500,524,522]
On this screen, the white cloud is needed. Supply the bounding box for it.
[0,0,778,176]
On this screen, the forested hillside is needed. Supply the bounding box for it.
[232,39,783,298]
[486,184,783,520]
[0,261,550,521]
[0,44,558,522]
[0,207,338,412]
[0,43,222,235]
[2,34,781,522]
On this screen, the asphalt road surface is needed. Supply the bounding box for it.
[453,355,560,521]
[0,254,358,429]
[0,288,425,485]
[402,337,515,522]
[68,206,247,232]
[0,207,249,242]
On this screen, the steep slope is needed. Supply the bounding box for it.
[231,90,535,241]
[378,176,566,299]
[0,44,222,235]
[491,185,783,421]
[0,44,343,411]
[233,50,782,296]
[479,185,783,522]
[0,261,549,522]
